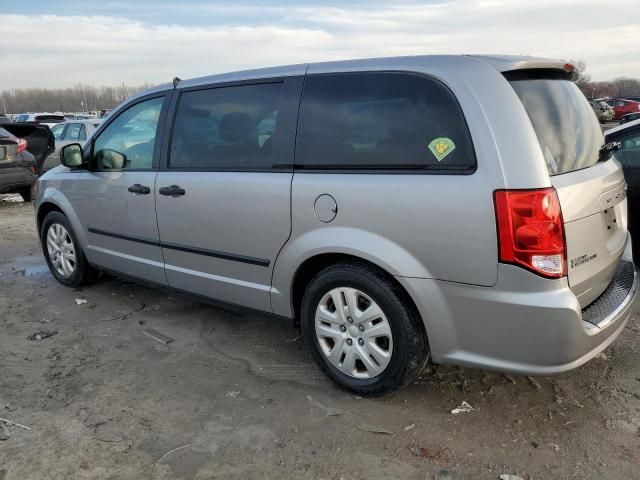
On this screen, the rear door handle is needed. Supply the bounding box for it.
[128,184,151,194]
[159,185,186,197]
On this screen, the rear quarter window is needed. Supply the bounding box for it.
[296,72,476,171]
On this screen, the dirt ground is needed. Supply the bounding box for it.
[1,195,640,480]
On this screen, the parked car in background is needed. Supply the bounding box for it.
[605,119,640,262]
[45,119,101,173]
[624,96,640,102]
[604,99,640,120]
[37,55,637,395]
[589,99,614,123]
[15,113,66,128]
[0,124,54,200]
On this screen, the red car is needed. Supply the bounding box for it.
[606,98,640,120]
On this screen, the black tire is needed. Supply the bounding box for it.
[40,211,97,287]
[19,187,32,202]
[301,261,430,396]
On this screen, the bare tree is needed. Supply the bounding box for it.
[569,59,592,90]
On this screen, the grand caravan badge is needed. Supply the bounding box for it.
[428,137,456,162]
[570,253,597,269]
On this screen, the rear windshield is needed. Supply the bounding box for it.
[35,115,65,123]
[507,73,603,176]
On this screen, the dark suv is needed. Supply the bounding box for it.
[0,124,54,200]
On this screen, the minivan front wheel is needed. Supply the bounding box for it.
[301,262,429,395]
[41,211,96,287]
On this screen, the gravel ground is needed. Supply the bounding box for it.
[1,195,640,480]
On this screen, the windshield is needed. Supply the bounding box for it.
[508,76,603,176]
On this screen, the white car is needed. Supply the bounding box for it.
[44,119,101,172]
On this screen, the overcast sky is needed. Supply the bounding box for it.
[1,0,639,90]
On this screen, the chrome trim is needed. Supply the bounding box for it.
[586,267,638,331]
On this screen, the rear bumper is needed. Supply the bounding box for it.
[0,166,36,193]
[398,252,637,376]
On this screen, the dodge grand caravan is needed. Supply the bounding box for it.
[35,55,638,395]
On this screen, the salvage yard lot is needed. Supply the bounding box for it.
[1,196,640,480]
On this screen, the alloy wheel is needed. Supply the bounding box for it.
[46,223,76,278]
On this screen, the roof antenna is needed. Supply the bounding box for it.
[172,77,181,89]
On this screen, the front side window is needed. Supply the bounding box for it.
[169,83,283,170]
[63,123,82,141]
[92,96,164,170]
[50,124,65,140]
[295,72,476,170]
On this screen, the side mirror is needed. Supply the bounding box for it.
[61,143,84,168]
[95,149,127,170]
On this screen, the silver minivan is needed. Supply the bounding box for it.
[35,55,638,395]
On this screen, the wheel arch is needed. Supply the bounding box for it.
[36,201,64,233]
[36,193,88,248]
[272,227,434,319]
[283,252,427,342]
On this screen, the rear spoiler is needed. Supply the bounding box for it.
[2,122,55,174]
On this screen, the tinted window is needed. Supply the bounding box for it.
[93,96,164,170]
[63,123,82,141]
[170,83,283,169]
[35,115,65,123]
[296,72,476,170]
[78,124,87,141]
[509,76,603,175]
[613,130,640,168]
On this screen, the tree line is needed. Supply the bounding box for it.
[0,83,155,114]
[580,78,640,99]
[2,63,639,114]
[571,60,640,99]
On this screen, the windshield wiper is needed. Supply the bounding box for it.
[598,141,621,162]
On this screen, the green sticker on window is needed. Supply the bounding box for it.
[428,137,456,161]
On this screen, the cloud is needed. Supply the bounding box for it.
[1,1,639,90]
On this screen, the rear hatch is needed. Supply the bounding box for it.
[1,123,55,174]
[508,70,628,307]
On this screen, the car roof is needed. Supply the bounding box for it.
[129,54,573,100]
[605,118,640,136]
[61,119,101,124]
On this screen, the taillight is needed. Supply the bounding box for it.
[494,188,566,278]
[16,139,27,154]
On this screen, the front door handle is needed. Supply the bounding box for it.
[159,185,186,197]
[128,183,151,194]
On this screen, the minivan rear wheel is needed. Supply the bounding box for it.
[40,211,96,287]
[301,261,429,395]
